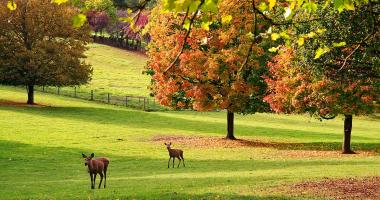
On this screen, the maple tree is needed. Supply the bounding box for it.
[0,0,92,104]
[146,0,269,139]
[264,2,379,154]
[265,47,379,154]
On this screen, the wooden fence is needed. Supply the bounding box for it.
[35,86,165,111]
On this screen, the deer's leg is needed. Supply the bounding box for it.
[177,157,181,168]
[182,156,185,167]
[98,172,103,189]
[90,173,94,189]
[93,173,97,189]
[104,169,107,188]
[168,157,171,168]
[172,157,175,168]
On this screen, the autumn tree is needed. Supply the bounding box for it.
[264,1,379,153]
[0,0,92,104]
[146,0,269,139]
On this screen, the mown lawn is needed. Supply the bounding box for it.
[0,86,379,200]
[58,43,150,97]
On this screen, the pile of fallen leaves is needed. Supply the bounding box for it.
[291,177,380,200]
[152,135,277,148]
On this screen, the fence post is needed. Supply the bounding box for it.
[90,90,94,101]
[57,87,60,95]
[74,87,77,98]
[143,98,146,111]
[125,96,128,107]
[107,93,110,104]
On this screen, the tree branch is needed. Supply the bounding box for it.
[163,0,205,73]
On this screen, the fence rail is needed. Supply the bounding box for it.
[35,86,165,111]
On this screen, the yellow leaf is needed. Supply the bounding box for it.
[333,41,346,47]
[298,37,304,46]
[72,14,87,28]
[7,1,17,11]
[51,0,68,5]
[271,33,280,41]
[221,15,232,25]
[268,46,279,52]
[269,0,276,10]
[306,32,316,38]
[314,46,330,59]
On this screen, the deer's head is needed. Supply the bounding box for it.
[164,142,172,149]
[82,153,94,166]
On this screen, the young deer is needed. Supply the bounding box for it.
[82,153,110,189]
[165,142,185,168]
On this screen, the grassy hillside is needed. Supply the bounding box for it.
[62,43,150,97]
[0,86,379,199]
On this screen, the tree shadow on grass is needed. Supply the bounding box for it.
[1,105,379,152]
[1,106,377,139]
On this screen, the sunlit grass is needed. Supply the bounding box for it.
[0,86,379,200]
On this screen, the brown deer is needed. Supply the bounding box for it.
[165,142,185,168]
[82,153,109,189]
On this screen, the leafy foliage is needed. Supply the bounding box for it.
[146,0,269,114]
[0,0,92,100]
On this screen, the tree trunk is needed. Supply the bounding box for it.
[27,85,34,105]
[342,114,355,154]
[226,110,236,140]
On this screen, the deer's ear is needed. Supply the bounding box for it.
[90,153,94,158]
[82,153,87,158]
[169,142,172,145]
[164,143,167,145]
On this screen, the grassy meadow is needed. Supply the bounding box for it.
[0,86,379,199]
[50,43,150,98]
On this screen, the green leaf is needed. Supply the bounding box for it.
[183,19,191,30]
[246,32,254,39]
[221,15,232,25]
[306,32,316,38]
[201,21,212,31]
[257,2,268,11]
[344,1,355,11]
[51,0,68,5]
[72,14,87,28]
[314,46,330,59]
[268,46,279,52]
[271,33,280,41]
[333,41,346,47]
[189,0,201,12]
[7,1,17,11]
[202,0,218,13]
[316,29,327,34]
[280,32,290,39]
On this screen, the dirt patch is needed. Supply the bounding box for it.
[152,135,378,158]
[0,101,48,107]
[289,177,380,200]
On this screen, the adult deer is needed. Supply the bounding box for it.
[82,153,109,189]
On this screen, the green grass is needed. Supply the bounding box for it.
[60,43,150,97]
[0,86,380,200]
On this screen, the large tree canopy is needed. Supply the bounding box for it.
[0,0,92,104]
[146,0,269,139]
[264,3,379,153]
